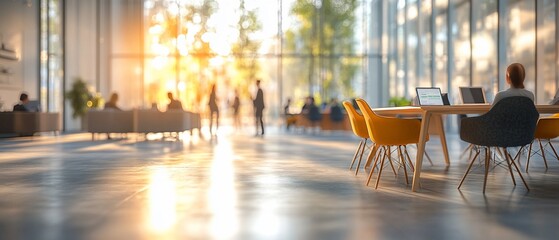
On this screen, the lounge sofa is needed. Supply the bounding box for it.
[294,113,351,131]
[87,110,135,134]
[0,112,61,135]
[87,109,201,140]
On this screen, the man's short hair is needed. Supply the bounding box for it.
[19,93,28,101]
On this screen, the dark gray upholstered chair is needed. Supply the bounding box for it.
[458,96,539,193]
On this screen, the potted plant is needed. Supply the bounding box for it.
[66,78,90,119]
[388,96,411,107]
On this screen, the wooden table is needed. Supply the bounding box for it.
[372,104,559,192]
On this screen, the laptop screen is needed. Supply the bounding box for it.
[416,87,444,106]
[460,87,486,104]
[24,100,41,112]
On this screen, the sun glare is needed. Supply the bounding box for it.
[148,167,177,233]
[141,0,268,110]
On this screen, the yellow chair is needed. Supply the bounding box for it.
[526,114,559,171]
[356,98,424,189]
[343,101,372,175]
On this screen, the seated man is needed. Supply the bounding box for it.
[307,97,322,130]
[329,98,344,122]
[13,93,29,112]
[167,92,183,110]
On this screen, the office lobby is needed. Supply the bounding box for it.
[2,0,559,239]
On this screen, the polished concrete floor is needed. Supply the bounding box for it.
[1,127,559,239]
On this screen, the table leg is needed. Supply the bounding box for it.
[436,114,450,166]
[412,111,431,192]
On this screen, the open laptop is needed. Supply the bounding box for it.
[416,87,445,106]
[24,100,41,112]
[459,87,486,104]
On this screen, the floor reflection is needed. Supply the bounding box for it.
[208,136,238,238]
[147,166,177,233]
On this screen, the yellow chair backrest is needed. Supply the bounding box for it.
[535,116,559,139]
[355,98,422,145]
[342,101,369,139]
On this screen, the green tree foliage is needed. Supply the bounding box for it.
[186,0,218,66]
[286,0,359,101]
[231,0,262,96]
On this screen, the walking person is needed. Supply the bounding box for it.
[232,89,241,131]
[208,84,219,135]
[252,79,265,136]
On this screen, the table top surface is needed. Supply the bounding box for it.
[373,104,559,115]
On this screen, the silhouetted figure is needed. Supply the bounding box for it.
[284,98,296,130]
[307,97,322,127]
[167,92,183,110]
[329,98,344,122]
[208,84,219,135]
[13,93,29,112]
[232,89,241,130]
[253,80,265,136]
[301,96,312,114]
[103,92,123,140]
[104,92,121,110]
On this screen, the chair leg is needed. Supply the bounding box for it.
[483,148,490,194]
[538,139,549,169]
[355,139,368,175]
[507,150,530,191]
[375,149,388,189]
[349,139,364,170]
[461,143,473,159]
[364,144,378,171]
[526,142,534,172]
[372,146,384,172]
[503,148,516,186]
[458,148,480,189]
[386,146,398,176]
[424,151,434,166]
[512,146,524,166]
[548,139,559,161]
[366,146,384,186]
[398,146,409,185]
[404,147,415,172]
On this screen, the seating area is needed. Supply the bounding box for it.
[87,109,201,140]
[292,113,351,131]
[0,112,60,135]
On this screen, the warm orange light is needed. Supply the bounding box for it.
[147,167,177,233]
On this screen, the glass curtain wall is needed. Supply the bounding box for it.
[380,0,559,106]
[536,0,556,103]
[433,0,448,93]
[40,0,64,112]
[471,0,497,101]
[43,0,559,128]
[103,0,372,120]
[449,0,470,104]
[419,0,432,87]
[505,0,536,95]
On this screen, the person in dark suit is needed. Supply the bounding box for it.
[167,92,183,110]
[232,89,241,130]
[13,93,29,112]
[253,79,265,136]
[208,84,219,135]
